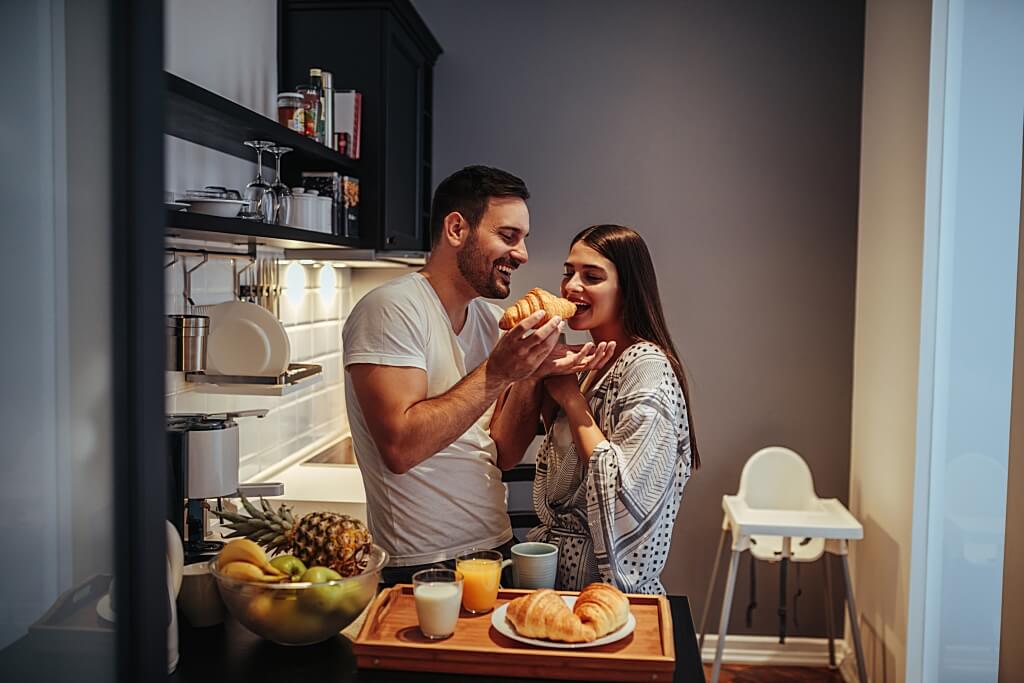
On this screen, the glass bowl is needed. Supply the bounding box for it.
[210,544,388,646]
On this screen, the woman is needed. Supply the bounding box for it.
[527,225,699,595]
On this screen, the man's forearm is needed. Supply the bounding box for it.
[491,378,544,470]
[383,359,512,473]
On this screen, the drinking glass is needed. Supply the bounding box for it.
[267,146,293,225]
[242,140,275,223]
[412,568,463,640]
[455,549,511,614]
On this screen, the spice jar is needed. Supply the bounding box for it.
[276,92,304,133]
[297,85,321,141]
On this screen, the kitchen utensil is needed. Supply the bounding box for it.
[199,300,290,377]
[302,171,359,236]
[210,544,388,646]
[322,70,335,149]
[179,197,247,218]
[277,92,304,132]
[268,145,292,225]
[509,542,558,589]
[166,314,209,372]
[490,595,637,649]
[178,562,225,627]
[241,140,276,223]
[353,586,675,682]
[166,410,269,563]
[316,195,332,232]
[185,186,243,200]
[288,188,312,230]
[96,585,115,622]
[455,549,511,614]
[166,520,184,673]
[412,568,463,640]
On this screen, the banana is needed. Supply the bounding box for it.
[220,561,286,583]
[217,539,285,576]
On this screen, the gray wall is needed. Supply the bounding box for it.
[416,0,864,638]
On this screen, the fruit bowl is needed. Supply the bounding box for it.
[210,544,388,646]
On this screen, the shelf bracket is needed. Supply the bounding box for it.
[182,253,208,313]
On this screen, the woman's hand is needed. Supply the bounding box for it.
[534,340,616,378]
[544,373,584,408]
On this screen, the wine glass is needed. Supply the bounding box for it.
[268,146,293,225]
[242,140,275,223]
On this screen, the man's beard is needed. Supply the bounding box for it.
[457,229,512,299]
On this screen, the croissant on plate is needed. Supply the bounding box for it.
[498,288,577,331]
[505,583,630,643]
[505,589,597,643]
[573,582,630,638]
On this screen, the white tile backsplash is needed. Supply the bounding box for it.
[166,260,353,479]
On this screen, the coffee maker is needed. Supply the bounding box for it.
[166,410,281,563]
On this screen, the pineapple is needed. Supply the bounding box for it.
[214,496,372,577]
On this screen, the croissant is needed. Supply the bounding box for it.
[505,589,598,643]
[573,582,630,638]
[498,288,577,331]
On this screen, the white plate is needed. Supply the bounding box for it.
[201,301,290,377]
[181,198,248,218]
[491,595,636,649]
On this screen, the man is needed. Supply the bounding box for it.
[343,165,608,584]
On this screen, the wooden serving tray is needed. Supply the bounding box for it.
[352,586,675,681]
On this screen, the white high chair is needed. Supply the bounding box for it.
[698,447,867,683]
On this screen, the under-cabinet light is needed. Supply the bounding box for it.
[319,262,337,302]
[284,262,306,305]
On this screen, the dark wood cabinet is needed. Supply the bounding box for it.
[279,0,441,251]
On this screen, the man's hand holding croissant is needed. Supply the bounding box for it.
[486,310,563,384]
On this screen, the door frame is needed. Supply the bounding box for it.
[110,0,167,680]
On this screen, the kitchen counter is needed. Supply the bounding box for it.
[169,595,706,683]
[272,461,367,521]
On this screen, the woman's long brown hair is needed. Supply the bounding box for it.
[572,225,701,470]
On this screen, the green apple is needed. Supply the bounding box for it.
[269,554,307,580]
[297,566,343,613]
[336,582,370,618]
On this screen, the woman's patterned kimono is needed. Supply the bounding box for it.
[527,342,692,594]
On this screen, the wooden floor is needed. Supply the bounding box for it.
[702,663,844,682]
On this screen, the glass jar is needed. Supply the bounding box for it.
[276,92,304,133]
[297,85,321,143]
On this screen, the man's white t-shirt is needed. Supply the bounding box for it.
[342,272,513,566]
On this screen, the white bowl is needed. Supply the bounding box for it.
[182,198,248,218]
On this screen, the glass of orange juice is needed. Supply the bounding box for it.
[455,549,511,614]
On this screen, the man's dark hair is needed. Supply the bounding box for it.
[429,165,530,247]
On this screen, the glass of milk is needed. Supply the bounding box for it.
[412,568,464,640]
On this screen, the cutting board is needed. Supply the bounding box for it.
[352,585,675,681]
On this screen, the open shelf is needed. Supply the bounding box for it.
[166,210,361,250]
[165,72,359,181]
